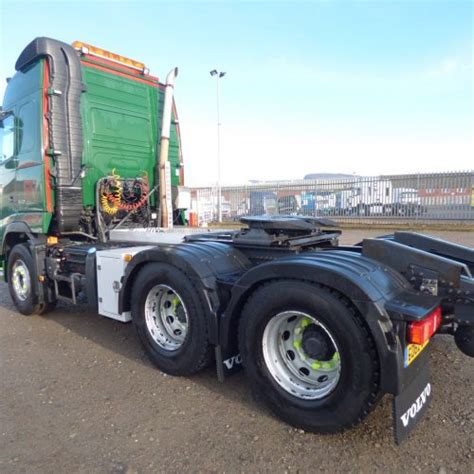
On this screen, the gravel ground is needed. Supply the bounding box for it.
[0,229,473,473]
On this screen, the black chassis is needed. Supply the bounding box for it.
[116,219,474,389]
[116,218,473,443]
[6,218,474,386]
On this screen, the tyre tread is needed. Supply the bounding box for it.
[239,278,381,433]
[131,263,213,376]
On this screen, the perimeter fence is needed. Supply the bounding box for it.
[189,171,474,225]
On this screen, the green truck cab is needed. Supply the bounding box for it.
[0,37,183,271]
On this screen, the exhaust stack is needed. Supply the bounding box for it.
[158,67,178,228]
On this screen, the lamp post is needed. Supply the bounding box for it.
[210,69,226,222]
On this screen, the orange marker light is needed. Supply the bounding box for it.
[47,236,58,245]
[72,41,148,74]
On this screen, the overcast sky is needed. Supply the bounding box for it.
[1,0,472,186]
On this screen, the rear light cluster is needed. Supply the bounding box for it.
[407,307,442,345]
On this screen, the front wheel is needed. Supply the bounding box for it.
[7,243,56,315]
[239,280,380,433]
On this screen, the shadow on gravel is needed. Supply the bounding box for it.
[0,283,392,442]
[38,298,274,417]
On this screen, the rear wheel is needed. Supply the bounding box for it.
[7,243,56,315]
[131,263,213,376]
[239,280,380,433]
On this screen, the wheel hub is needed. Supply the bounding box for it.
[144,284,189,352]
[262,311,341,400]
[301,325,335,361]
[175,301,187,324]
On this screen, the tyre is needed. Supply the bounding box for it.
[7,243,57,316]
[239,280,380,433]
[131,263,213,376]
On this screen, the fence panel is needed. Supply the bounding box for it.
[189,172,474,225]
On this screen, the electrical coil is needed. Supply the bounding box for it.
[119,175,149,212]
[100,169,122,215]
[99,170,149,216]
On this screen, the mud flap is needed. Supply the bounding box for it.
[393,363,432,444]
[215,346,243,381]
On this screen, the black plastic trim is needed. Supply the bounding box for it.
[219,250,413,394]
[16,37,85,232]
[85,249,98,310]
[119,242,251,345]
[1,221,39,256]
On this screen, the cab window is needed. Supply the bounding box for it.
[17,101,36,155]
[0,114,15,165]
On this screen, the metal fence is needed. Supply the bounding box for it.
[189,171,474,225]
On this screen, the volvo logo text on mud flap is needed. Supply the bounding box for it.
[400,383,431,427]
[393,365,432,444]
[223,354,242,370]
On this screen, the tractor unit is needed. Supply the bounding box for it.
[1,38,473,443]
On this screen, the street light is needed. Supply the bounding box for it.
[210,69,226,222]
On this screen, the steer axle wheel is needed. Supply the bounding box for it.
[11,258,31,302]
[7,243,56,316]
[239,280,380,433]
[131,263,212,376]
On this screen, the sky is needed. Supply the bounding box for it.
[0,0,472,186]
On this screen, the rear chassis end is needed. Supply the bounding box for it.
[358,231,474,441]
[184,219,474,442]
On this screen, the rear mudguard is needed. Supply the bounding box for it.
[118,242,251,344]
[219,250,433,395]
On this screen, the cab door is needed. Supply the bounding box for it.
[15,97,44,217]
[0,113,17,241]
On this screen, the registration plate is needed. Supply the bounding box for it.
[404,340,429,367]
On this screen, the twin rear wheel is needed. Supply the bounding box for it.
[131,263,213,376]
[133,266,380,433]
[239,281,380,433]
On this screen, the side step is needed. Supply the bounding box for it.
[53,272,82,304]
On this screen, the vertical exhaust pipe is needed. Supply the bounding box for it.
[158,67,178,228]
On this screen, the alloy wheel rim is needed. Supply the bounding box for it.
[144,284,189,351]
[11,259,31,302]
[262,311,341,400]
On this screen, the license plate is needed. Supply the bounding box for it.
[404,340,429,367]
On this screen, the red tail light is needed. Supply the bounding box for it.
[407,307,442,345]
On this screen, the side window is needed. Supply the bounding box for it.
[17,101,36,155]
[0,115,15,164]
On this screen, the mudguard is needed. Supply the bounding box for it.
[220,250,418,394]
[1,221,39,255]
[118,242,251,344]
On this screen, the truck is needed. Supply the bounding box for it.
[1,37,473,444]
[348,180,425,216]
[249,190,278,215]
[301,191,338,216]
